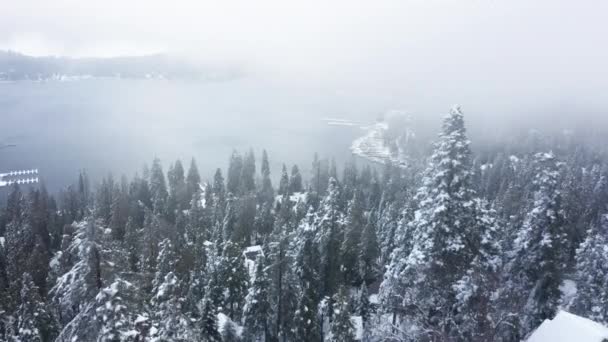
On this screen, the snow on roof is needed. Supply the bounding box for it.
[244,245,262,254]
[527,311,608,342]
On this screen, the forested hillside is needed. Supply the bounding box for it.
[1,107,607,341]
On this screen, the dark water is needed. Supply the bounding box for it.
[0,78,378,192]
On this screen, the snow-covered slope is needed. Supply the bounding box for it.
[350,110,415,167]
[527,311,608,342]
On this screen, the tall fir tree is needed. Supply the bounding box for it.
[507,152,568,337]
[227,151,244,195]
[258,150,275,204]
[243,254,272,342]
[316,178,345,303]
[330,286,355,342]
[16,273,57,342]
[149,158,168,215]
[341,191,365,286]
[571,214,608,325]
[186,158,202,206]
[278,164,289,196]
[289,165,303,194]
[293,229,322,342]
[219,241,249,320]
[378,106,486,340]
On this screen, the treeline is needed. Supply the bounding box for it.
[0,107,607,341]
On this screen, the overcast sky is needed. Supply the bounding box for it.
[2,0,608,120]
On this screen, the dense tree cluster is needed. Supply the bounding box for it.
[1,108,607,341]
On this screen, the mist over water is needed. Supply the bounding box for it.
[0,77,377,191]
[2,71,608,194]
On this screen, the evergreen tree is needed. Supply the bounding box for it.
[96,174,115,225]
[356,284,371,338]
[293,229,322,342]
[167,159,188,220]
[95,279,136,342]
[243,254,272,342]
[50,220,102,326]
[109,178,129,241]
[221,319,239,342]
[240,149,256,194]
[150,158,168,215]
[378,106,484,340]
[187,158,202,205]
[330,287,355,342]
[316,178,344,299]
[289,165,303,193]
[571,214,608,324]
[153,239,177,294]
[358,211,379,286]
[258,150,274,204]
[227,151,244,195]
[453,201,503,342]
[507,152,568,336]
[16,273,57,342]
[341,191,365,286]
[200,290,222,342]
[278,164,289,196]
[219,241,249,320]
[151,272,197,341]
[267,203,298,341]
[311,153,329,196]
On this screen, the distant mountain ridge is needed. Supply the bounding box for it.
[0,50,242,81]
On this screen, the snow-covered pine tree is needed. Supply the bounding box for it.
[452,200,503,341]
[378,106,483,340]
[95,279,138,342]
[258,150,274,205]
[267,198,298,341]
[167,159,188,221]
[213,168,227,213]
[219,241,249,320]
[293,229,321,342]
[278,164,289,196]
[355,283,371,328]
[152,238,177,295]
[150,272,197,341]
[222,196,238,244]
[507,152,568,337]
[315,177,344,300]
[109,177,129,241]
[186,158,202,207]
[221,319,239,342]
[341,191,365,286]
[358,211,379,286]
[243,254,272,342]
[227,151,244,195]
[330,286,355,342]
[200,290,222,342]
[123,217,141,273]
[149,158,168,215]
[289,165,303,194]
[16,273,57,342]
[240,149,256,194]
[571,214,608,325]
[50,220,102,326]
[254,202,274,241]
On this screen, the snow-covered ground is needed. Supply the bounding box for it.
[351,121,394,164]
[527,311,608,342]
[350,110,414,167]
